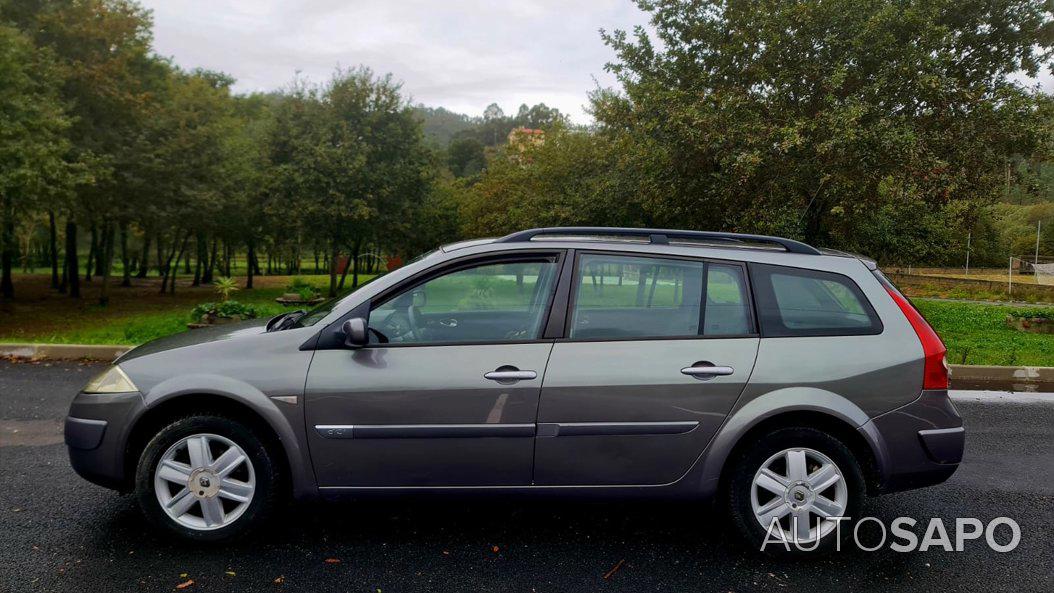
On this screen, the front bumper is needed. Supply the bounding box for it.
[65,391,144,491]
[860,389,965,493]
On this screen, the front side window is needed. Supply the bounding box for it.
[751,263,882,337]
[568,254,753,340]
[369,259,559,344]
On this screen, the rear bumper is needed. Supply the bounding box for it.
[65,391,143,491]
[860,389,964,493]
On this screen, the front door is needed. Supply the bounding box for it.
[305,254,562,487]
[534,252,760,485]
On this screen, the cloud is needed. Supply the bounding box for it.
[141,1,1054,123]
[141,0,648,122]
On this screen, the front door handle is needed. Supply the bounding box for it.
[484,367,537,383]
[681,363,734,379]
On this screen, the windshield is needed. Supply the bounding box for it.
[290,297,341,328]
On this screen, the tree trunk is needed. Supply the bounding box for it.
[328,242,339,297]
[246,239,255,289]
[99,223,115,306]
[120,223,131,287]
[156,235,165,277]
[136,232,150,279]
[169,234,189,295]
[65,220,80,298]
[351,239,362,288]
[0,197,13,300]
[203,238,217,284]
[94,224,106,277]
[192,233,204,286]
[48,210,59,289]
[84,224,96,282]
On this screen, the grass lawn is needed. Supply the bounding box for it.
[2,274,1051,367]
[915,299,1054,367]
[0,273,375,345]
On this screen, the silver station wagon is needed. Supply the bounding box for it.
[65,227,964,549]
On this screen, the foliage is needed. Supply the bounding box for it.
[0,23,79,298]
[286,277,319,300]
[1007,307,1054,321]
[591,0,1054,264]
[213,276,238,301]
[190,300,258,321]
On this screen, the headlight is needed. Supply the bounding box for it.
[82,365,138,394]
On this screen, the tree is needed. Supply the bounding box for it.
[269,68,431,296]
[447,137,485,177]
[0,24,76,300]
[595,0,1054,262]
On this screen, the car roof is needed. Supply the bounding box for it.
[436,227,877,271]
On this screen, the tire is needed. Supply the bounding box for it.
[726,427,865,555]
[134,415,279,542]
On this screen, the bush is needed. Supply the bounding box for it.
[191,300,259,322]
[287,277,319,301]
[1007,308,1054,321]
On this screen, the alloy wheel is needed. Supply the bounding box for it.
[153,433,256,531]
[750,447,848,544]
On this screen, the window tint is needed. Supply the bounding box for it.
[703,264,752,336]
[370,259,558,344]
[568,254,753,340]
[751,263,881,337]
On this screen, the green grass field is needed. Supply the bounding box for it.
[915,299,1054,366]
[3,273,1051,366]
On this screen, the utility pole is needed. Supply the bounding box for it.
[965,232,971,276]
[1036,220,1042,266]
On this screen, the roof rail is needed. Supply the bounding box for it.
[494,227,822,255]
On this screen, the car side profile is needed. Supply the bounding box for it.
[65,227,964,548]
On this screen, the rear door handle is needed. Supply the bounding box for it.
[484,368,537,382]
[681,364,734,378]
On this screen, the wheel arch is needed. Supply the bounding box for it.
[123,393,301,498]
[692,388,885,498]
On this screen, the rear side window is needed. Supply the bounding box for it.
[750,263,882,337]
[568,254,754,340]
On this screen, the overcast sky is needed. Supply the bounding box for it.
[141,0,648,123]
[141,1,1053,124]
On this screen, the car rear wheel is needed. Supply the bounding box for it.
[135,415,278,542]
[727,427,864,554]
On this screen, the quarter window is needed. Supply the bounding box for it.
[750,263,882,336]
[569,254,753,340]
[369,259,559,344]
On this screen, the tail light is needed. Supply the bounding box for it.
[885,287,949,390]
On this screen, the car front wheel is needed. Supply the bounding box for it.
[134,415,278,542]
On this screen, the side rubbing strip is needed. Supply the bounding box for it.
[536,421,698,438]
[315,424,535,439]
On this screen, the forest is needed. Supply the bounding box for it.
[3,0,1054,306]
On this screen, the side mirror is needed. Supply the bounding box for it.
[341,317,369,349]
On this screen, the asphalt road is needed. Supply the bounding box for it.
[1,361,1052,593]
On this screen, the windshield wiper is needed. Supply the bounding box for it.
[266,310,306,332]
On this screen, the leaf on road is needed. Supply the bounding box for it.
[175,579,194,590]
[603,559,625,580]
[324,558,341,564]
[273,575,285,584]
[225,571,236,577]
[491,545,500,553]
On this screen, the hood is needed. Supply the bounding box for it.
[116,318,269,363]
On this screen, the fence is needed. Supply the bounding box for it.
[887,272,1054,303]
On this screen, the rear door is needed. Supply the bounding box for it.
[534,252,760,485]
